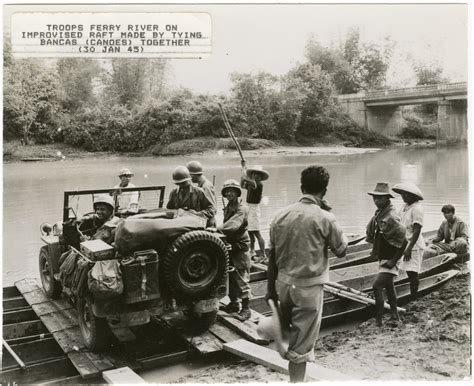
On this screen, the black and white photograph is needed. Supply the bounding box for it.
[2,1,471,383]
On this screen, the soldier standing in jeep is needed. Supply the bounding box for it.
[186,160,217,227]
[166,166,216,226]
[218,179,252,321]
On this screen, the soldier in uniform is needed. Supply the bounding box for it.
[78,195,121,244]
[186,160,217,227]
[266,165,347,382]
[166,166,216,226]
[218,179,252,321]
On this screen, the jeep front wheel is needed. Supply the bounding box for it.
[163,231,228,300]
[39,246,62,299]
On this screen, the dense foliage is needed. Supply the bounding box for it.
[305,29,394,94]
[4,31,408,151]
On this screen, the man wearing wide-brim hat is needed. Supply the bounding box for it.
[240,161,270,263]
[114,167,139,214]
[392,182,426,299]
[366,182,407,327]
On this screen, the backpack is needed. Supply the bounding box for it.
[71,257,92,298]
[88,260,124,299]
[59,249,79,289]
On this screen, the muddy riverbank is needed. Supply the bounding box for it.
[3,137,438,163]
[173,263,471,382]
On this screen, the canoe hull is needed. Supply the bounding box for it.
[321,269,459,327]
[249,265,459,327]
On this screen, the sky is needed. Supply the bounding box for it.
[2,2,469,94]
[166,3,468,93]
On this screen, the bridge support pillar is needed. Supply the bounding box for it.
[366,106,403,136]
[437,100,467,143]
[337,99,366,129]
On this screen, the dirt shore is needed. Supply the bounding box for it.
[3,138,438,163]
[174,263,471,383]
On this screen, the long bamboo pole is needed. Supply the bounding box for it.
[218,103,245,162]
[323,284,406,313]
[326,281,371,297]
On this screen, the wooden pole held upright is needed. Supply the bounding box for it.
[218,103,245,162]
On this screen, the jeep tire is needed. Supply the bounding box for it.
[78,297,112,351]
[163,230,228,300]
[39,246,62,299]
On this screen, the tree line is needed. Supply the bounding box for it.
[3,29,446,151]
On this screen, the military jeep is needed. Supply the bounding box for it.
[39,186,228,351]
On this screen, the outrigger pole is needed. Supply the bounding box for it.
[3,338,27,369]
[218,103,245,162]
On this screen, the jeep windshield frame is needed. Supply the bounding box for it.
[63,186,166,222]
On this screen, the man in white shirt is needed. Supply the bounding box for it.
[114,168,139,214]
[393,182,425,299]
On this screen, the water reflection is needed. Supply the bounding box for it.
[2,147,469,285]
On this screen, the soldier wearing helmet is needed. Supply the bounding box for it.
[78,194,121,244]
[186,160,217,227]
[166,166,216,225]
[114,167,139,214]
[218,179,252,321]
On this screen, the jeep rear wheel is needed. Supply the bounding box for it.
[163,231,228,300]
[39,246,62,299]
[78,297,112,351]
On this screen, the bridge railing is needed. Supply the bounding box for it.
[364,82,467,100]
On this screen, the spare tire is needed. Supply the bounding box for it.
[163,230,228,300]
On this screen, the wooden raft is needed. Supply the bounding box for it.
[14,278,115,379]
[12,278,270,380]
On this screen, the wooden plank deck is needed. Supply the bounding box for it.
[103,366,147,384]
[156,313,224,355]
[11,278,268,381]
[11,277,298,383]
[224,339,352,381]
[217,312,269,345]
[14,278,111,379]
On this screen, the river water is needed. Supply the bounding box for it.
[2,146,469,286]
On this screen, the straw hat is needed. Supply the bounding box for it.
[367,182,394,198]
[392,182,424,200]
[246,165,270,181]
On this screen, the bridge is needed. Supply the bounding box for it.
[337,82,467,143]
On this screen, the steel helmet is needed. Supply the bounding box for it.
[221,179,242,197]
[172,166,192,184]
[93,194,115,211]
[118,167,134,177]
[186,160,203,175]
